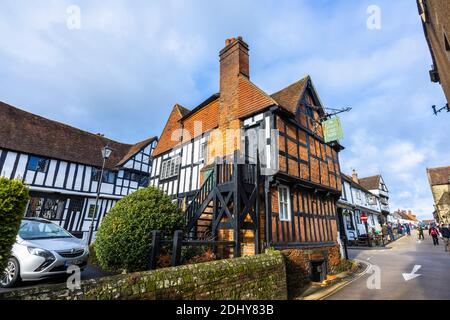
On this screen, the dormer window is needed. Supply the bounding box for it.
[27,156,49,173]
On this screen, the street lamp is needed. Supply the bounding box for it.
[87,146,113,244]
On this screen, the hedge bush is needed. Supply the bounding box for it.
[0,178,29,271]
[94,186,185,273]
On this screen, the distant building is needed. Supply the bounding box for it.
[417,0,450,105]
[422,219,436,226]
[393,209,419,226]
[427,166,450,223]
[0,102,158,241]
[358,173,391,222]
[337,171,383,244]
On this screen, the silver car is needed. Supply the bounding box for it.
[1,218,89,288]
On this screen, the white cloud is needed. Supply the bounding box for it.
[0,0,446,220]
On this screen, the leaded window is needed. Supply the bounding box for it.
[160,156,181,180]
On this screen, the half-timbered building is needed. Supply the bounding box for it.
[0,102,157,241]
[150,37,344,280]
[337,172,383,244]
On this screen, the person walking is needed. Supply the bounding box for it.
[417,225,425,240]
[429,225,440,246]
[440,224,450,252]
[382,224,389,244]
[406,223,411,236]
[387,223,395,241]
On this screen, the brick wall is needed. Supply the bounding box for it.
[0,251,287,301]
[281,245,341,298]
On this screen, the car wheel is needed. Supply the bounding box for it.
[0,257,21,288]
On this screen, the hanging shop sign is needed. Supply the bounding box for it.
[323,116,344,143]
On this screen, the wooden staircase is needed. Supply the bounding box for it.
[183,152,261,257]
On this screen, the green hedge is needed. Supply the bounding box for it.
[0,178,29,270]
[94,186,185,273]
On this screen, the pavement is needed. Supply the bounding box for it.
[0,264,106,294]
[326,232,450,300]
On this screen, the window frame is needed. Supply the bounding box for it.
[87,204,98,220]
[160,156,181,181]
[344,211,354,230]
[123,171,149,187]
[278,185,292,222]
[199,141,207,161]
[92,168,116,184]
[27,156,49,173]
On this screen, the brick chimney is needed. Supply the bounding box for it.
[208,36,249,159]
[219,36,249,127]
[352,169,359,184]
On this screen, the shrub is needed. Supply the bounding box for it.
[184,247,216,265]
[94,186,185,273]
[330,259,357,275]
[0,178,29,270]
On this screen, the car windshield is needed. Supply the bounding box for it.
[19,220,72,240]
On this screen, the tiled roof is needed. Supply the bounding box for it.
[117,136,158,166]
[237,75,278,118]
[359,175,381,190]
[342,173,374,194]
[0,101,152,170]
[153,75,322,157]
[427,166,450,186]
[152,104,186,157]
[271,76,310,114]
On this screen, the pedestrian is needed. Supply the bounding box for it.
[417,225,425,240]
[429,225,440,246]
[440,224,450,252]
[406,224,411,236]
[387,223,395,241]
[382,224,388,244]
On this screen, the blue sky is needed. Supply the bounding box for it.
[0,0,448,220]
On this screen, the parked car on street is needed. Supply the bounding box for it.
[0,218,89,288]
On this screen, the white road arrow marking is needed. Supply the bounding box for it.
[402,265,422,281]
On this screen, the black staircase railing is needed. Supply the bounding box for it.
[185,170,215,233]
[184,151,260,252]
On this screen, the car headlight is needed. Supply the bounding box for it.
[27,247,55,261]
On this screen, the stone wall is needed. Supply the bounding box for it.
[0,251,287,300]
[430,184,450,223]
[281,245,341,298]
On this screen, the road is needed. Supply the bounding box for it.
[327,232,450,300]
[0,265,106,294]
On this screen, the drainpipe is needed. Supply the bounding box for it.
[264,177,273,249]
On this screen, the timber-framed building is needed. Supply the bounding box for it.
[0,102,157,240]
[150,37,344,279]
